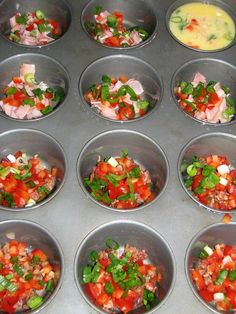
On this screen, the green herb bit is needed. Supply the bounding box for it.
[201,174,219,189]
[187,164,197,177]
[25,273,33,281]
[178,18,188,31]
[117,193,131,201]
[184,178,193,188]
[137,100,149,110]
[105,281,114,294]
[10,256,18,264]
[182,99,196,110]
[16,14,27,25]
[121,149,129,158]
[170,16,182,23]
[229,270,236,281]
[106,238,120,250]
[221,84,230,95]
[2,192,14,207]
[31,255,41,266]
[41,106,53,115]
[226,97,235,107]
[6,87,18,96]
[52,88,65,103]
[206,85,215,94]
[181,82,193,95]
[38,24,51,33]
[202,165,215,177]
[121,43,129,48]
[32,88,44,100]
[102,75,111,84]
[224,31,234,41]
[82,265,92,283]
[83,177,107,193]
[107,14,118,28]
[143,289,156,309]
[118,85,138,101]
[0,166,10,178]
[101,84,109,101]
[207,34,217,41]
[46,279,54,292]
[94,6,102,15]
[128,167,140,178]
[194,185,205,195]
[90,250,99,262]
[21,97,35,106]
[215,269,228,285]
[0,262,3,269]
[223,106,235,119]
[27,295,43,309]
[9,32,20,43]
[35,9,45,20]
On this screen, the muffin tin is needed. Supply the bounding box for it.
[0,0,235,313]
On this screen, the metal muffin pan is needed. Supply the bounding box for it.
[0,0,236,313]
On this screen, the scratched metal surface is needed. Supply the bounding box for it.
[0,0,236,313]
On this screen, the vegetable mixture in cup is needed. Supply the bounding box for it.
[84,74,150,121]
[8,9,62,46]
[83,150,154,209]
[84,6,149,48]
[174,72,235,124]
[81,238,162,313]
[0,64,64,120]
[182,154,236,211]
[0,150,58,209]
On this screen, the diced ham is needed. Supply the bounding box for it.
[194,110,206,121]
[129,30,142,46]
[126,79,144,95]
[214,82,226,98]
[38,33,55,44]
[24,85,34,96]
[94,10,110,24]
[192,72,206,87]
[9,15,16,28]
[2,104,18,118]
[92,101,117,119]
[15,105,31,119]
[20,64,35,77]
[26,108,43,119]
[109,80,123,93]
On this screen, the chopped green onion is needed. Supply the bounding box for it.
[118,85,137,101]
[10,256,18,264]
[120,149,128,158]
[170,16,182,23]
[46,279,54,292]
[16,14,27,25]
[31,255,41,265]
[102,75,111,84]
[13,264,24,277]
[137,100,149,110]
[215,269,228,285]
[94,6,102,14]
[106,238,120,250]
[90,250,99,262]
[229,270,236,281]
[27,295,43,309]
[25,273,33,281]
[35,9,45,19]
[107,14,118,28]
[187,164,197,177]
[105,281,114,294]
[101,84,109,101]
[41,105,53,115]
[6,87,18,96]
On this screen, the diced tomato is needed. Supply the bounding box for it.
[191,18,199,25]
[199,289,214,302]
[44,92,53,99]
[192,269,205,290]
[104,36,120,47]
[210,92,220,104]
[186,24,194,31]
[224,246,236,261]
[29,279,44,290]
[4,175,18,193]
[192,174,202,190]
[26,23,34,31]
[118,105,135,120]
[36,102,45,110]
[99,257,110,268]
[227,291,236,308]
[113,296,134,313]
[113,11,124,25]
[87,282,103,300]
[12,77,22,84]
[35,18,45,25]
[31,249,47,262]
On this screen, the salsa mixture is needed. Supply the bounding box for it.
[169,3,235,50]
[192,242,236,311]
[182,154,236,211]
[84,74,150,120]
[0,64,64,120]
[175,72,235,124]
[85,6,149,48]
[82,239,161,313]
[0,238,57,313]
[8,9,62,46]
[83,150,154,209]
[0,150,57,208]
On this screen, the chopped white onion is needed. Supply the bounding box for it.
[6,232,15,239]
